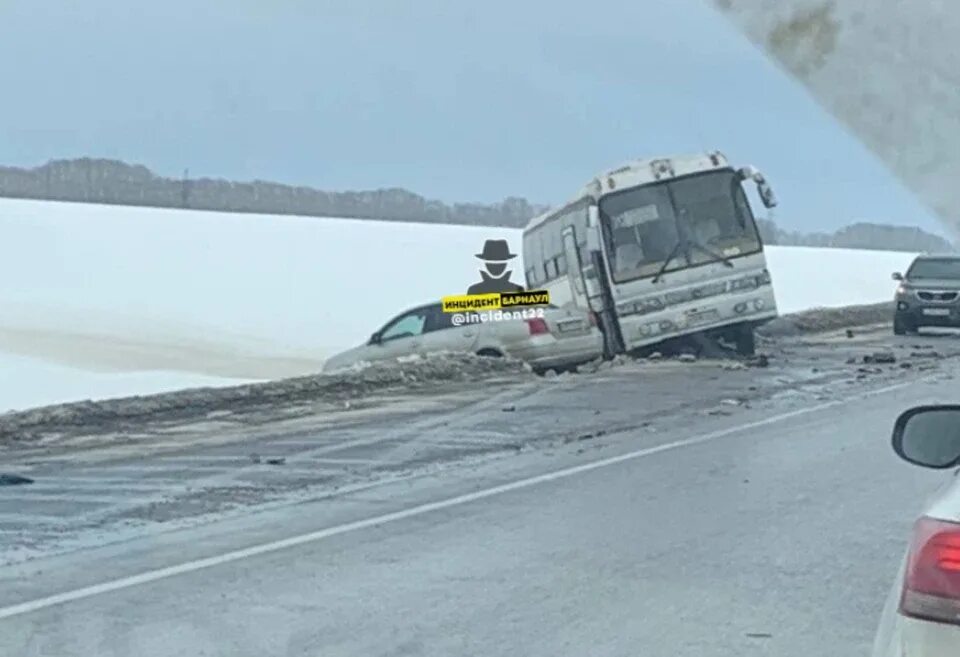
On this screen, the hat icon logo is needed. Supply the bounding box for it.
[467,239,524,295]
[475,239,516,262]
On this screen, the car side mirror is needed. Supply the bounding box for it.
[369,332,382,345]
[893,405,960,469]
[892,272,903,281]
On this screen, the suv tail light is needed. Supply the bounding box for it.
[526,318,550,335]
[901,516,960,625]
[588,311,598,327]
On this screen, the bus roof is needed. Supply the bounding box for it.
[524,151,732,233]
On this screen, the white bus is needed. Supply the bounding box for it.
[522,151,779,358]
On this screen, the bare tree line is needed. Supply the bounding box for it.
[756,218,955,253]
[0,158,547,228]
[0,158,953,253]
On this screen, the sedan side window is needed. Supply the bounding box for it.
[381,310,428,341]
[425,305,455,332]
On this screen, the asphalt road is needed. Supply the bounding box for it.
[1,326,952,564]
[1,354,957,656]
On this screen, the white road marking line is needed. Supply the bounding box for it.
[0,380,916,620]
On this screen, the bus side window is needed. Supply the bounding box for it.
[575,206,589,246]
[524,228,545,285]
[545,259,558,280]
[543,220,561,281]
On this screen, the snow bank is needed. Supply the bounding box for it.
[0,197,913,410]
[764,246,914,314]
[0,352,256,414]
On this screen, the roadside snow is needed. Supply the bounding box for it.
[0,352,531,446]
[0,197,916,410]
[764,247,914,314]
[0,352,257,414]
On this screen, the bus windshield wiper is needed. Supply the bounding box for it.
[651,236,733,284]
[651,238,687,284]
[688,238,734,268]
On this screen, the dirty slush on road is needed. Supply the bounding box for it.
[1,301,958,565]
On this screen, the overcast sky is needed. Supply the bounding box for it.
[0,0,942,234]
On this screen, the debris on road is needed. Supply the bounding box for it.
[910,350,943,359]
[575,358,603,374]
[502,405,516,412]
[265,457,286,466]
[565,428,608,444]
[758,302,891,337]
[0,352,533,447]
[845,329,855,338]
[864,352,896,364]
[2,302,957,457]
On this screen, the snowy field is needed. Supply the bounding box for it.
[0,197,915,411]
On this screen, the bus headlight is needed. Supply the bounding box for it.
[639,297,664,313]
[728,277,758,292]
[734,302,748,314]
[753,299,766,311]
[756,270,772,286]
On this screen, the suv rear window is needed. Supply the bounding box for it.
[907,258,960,279]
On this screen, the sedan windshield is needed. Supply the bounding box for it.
[600,169,762,283]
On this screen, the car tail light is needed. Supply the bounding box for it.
[526,318,550,335]
[588,312,598,327]
[900,516,960,625]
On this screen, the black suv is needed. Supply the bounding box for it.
[893,255,960,335]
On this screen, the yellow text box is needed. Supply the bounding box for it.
[441,293,502,313]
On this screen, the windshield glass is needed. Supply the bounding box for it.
[600,170,762,283]
[907,258,960,279]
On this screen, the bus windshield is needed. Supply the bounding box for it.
[599,169,762,283]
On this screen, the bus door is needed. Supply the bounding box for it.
[561,223,625,358]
